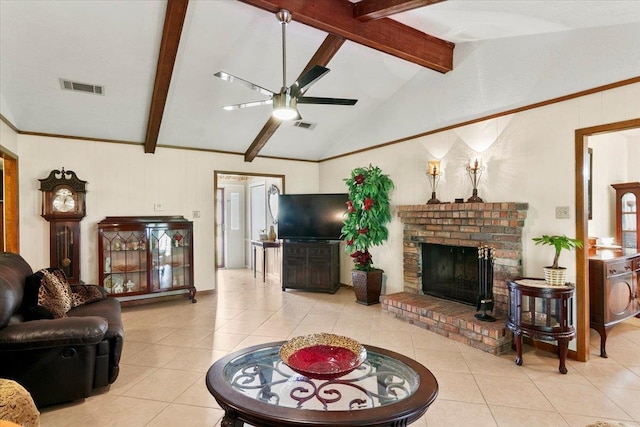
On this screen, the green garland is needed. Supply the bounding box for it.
[341,164,394,271]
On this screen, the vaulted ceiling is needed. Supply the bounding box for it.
[1,0,639,162]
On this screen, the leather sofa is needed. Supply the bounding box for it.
[0,252,124,407]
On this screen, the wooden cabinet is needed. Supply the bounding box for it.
[589,252,640,357]
[612,182,640,251]
[98,216,196,302]
[282,241,340,293]
[506,279,576,374]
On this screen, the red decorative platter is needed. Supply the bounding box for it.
[279,333,367,380]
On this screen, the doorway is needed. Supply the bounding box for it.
[574,118,640,362]
[214,171,285,272]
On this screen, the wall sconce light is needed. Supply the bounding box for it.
[466,157,485,202]
[426,160,442,204]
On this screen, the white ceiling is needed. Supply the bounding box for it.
[1,0,639,161]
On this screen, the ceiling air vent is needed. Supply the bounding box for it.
[59,78,104,95]
[292,121,317,130]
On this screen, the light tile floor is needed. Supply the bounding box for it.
[39,268,640,427]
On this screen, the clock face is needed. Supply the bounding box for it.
[52,188,76,213]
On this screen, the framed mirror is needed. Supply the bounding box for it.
[268,184,280,224]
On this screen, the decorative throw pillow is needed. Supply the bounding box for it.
[21,270,104,320]
[37,269,72,318]
[22,270,53,320]
[70,284,105,307]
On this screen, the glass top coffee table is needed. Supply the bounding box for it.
[205,341,438,427]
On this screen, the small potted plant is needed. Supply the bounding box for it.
[342,164,394,304]
[532,234,583,285]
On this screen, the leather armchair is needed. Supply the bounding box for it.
[0,252,124,408]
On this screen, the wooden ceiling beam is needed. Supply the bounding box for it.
[244,34,345,162]
[144,0,189,154]
[353,0,446,22]
[238,0,453,73]
[243,117,282,162]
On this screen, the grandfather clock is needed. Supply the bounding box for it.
[39,168,87,284]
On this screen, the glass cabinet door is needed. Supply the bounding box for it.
[612,183,640,252]
[520,296,562,329]
[150,228,192,292]
[621,192,637,249]
[101,230,148,295]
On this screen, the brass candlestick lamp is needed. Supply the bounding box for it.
[466,157,485,202]
[426,160,441,204]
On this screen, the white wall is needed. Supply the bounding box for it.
[0,121,18,154]
[629,137,640,181]
[320,83,640,293]
[12,134,319,292]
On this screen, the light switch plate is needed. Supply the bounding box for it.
[154,203,164,211]
[555,206,570,219]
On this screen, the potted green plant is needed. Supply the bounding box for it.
[342,164,394,304]
[532,234,583,285]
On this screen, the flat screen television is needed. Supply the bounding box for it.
[277,193,348,241]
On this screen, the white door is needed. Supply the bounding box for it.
[224,184,245,269]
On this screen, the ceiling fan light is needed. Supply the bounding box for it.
[272,93,299,120]
[273,107,298,121]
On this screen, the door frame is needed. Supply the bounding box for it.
[574,117,640,362]
[213,171,285,272]
[0,147,19,253]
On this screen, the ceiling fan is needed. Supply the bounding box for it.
[214,9,357,121]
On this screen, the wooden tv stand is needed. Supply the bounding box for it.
[282,240,340,293]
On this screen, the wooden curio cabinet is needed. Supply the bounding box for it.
[98,216,196,302]
[612,182,640,251]
[506,279,576,374]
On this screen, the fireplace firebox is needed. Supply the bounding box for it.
[422,244,479,305]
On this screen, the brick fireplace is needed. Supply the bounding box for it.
[381,202,528,354]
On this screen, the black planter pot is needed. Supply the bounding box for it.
[352,269,383,305]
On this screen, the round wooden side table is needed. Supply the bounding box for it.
[506,278,576,374]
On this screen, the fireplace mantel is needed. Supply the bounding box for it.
[398,202,528,314]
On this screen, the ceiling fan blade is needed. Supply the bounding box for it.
[214,71,275,97]
[290,65,330,97]
[297,96,358,106]
[221,99,273,111]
